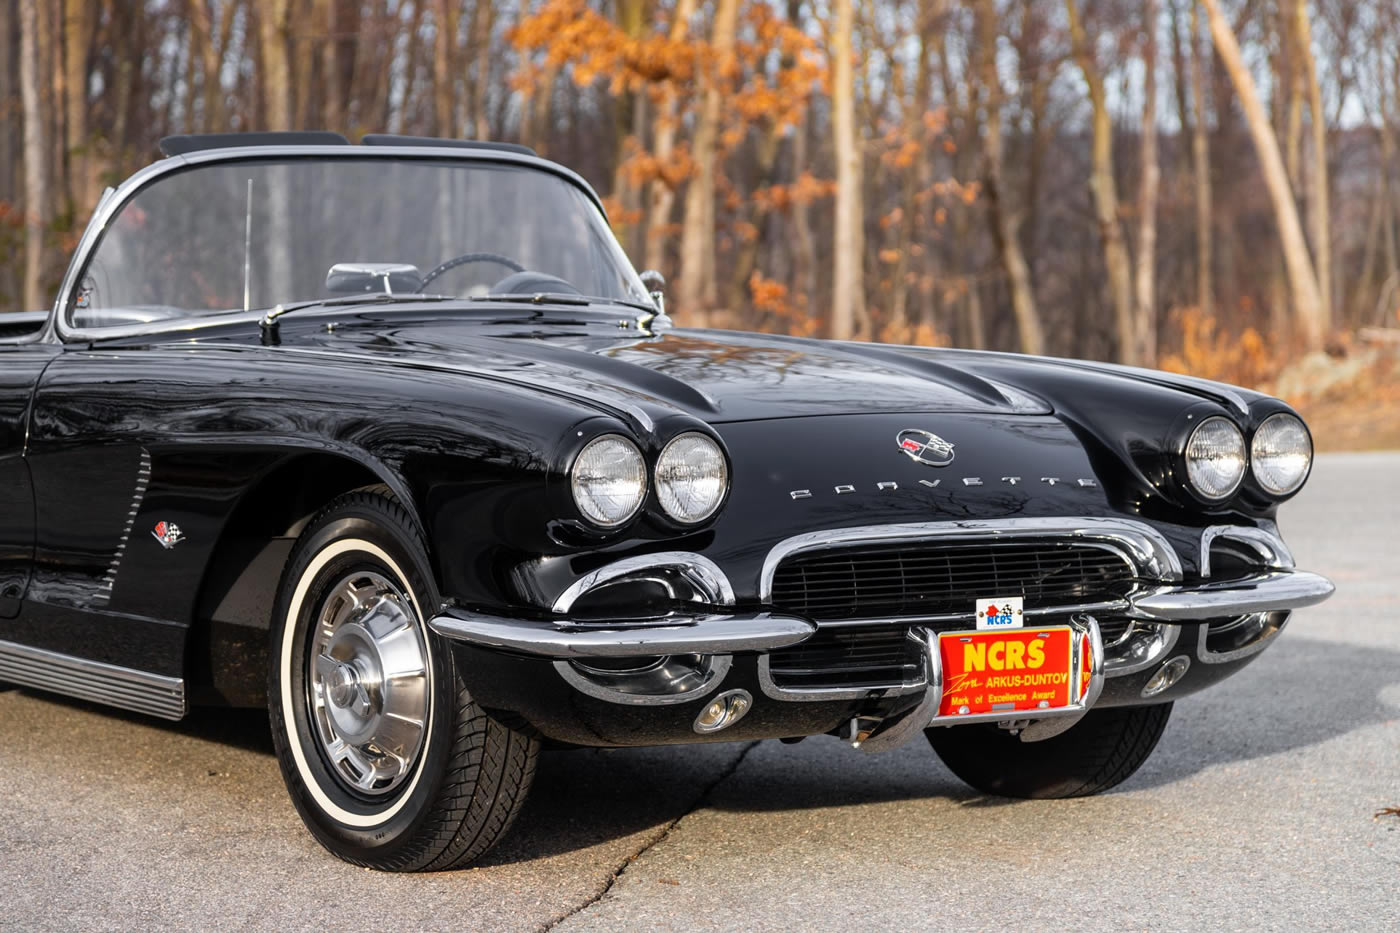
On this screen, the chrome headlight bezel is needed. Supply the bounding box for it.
[569,434,648,528]
[1183,415,1248,502]
[1250,412,1313,497]
[655,432,730,525]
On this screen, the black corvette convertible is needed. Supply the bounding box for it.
[0,133,1333,871]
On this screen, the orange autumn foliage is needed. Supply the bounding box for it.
[512,0,822,139]
[1158,307,1278,388]
[751,172,838,212]
[749,271,819,336]
[509,0,700,94]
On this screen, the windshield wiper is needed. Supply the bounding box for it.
[468,292,595,307]
[259,292,457,343]
[466,292,661,315]
[459,291,655,312]
[465,292,672,334]
[259,290,666,345]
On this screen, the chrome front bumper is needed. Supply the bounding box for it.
[430,520,1333,671]
[428,567,1332,660]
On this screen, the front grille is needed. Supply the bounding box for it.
[1097,618,1134,647]
[770,540,1137,622]
[766,626,922,692]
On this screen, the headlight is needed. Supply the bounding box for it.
[655,432,728,524]
[1184,416,1247,500]
[1251,412,1312,495]
[571,435,646,527]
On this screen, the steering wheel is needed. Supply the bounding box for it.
[420,252,526,291]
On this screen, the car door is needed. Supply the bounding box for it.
[0,335,60,619]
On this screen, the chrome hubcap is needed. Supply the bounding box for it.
[307,571,429,797]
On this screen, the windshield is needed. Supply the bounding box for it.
[70,157,648,328]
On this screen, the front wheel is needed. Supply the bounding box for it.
[268,489,538,871]
[926,703,1173,799]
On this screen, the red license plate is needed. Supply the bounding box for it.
[936,626,1090,718]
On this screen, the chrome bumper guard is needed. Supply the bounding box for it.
[1129,570,1334,621]
[427,608,817,658]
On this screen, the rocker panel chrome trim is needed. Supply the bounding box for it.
[0,638,186,720]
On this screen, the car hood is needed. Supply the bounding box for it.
[299,321,1049,423]
[278,311,1281,515]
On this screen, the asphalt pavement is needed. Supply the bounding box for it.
[2,452,1396,931]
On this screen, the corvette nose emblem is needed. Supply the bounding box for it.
[896,429,956,467]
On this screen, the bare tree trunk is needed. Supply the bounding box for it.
[1066,0,1137,364]
[190,0,216,130]
[520,62,559,155]
[1380,123,1399,293]
[258,0,293,129]
[0,0,16,243]
[319,0,342,132]
[1355,169,1384,327]
[181,12,199,131]
[432,0,456,137]
[966,284,986,351]
[888,97,921,329]
[831,0,864,340]
[37,0,59,222]
[1189,0,1213,319]
[394,2,429,134]
[976,0,1042,355]
[291,3,317,130]
[1014,0,1050,278]
[1281,2,1303,192]
[1135,0,1160,365]
[677,0,738,323]
[788,103,817,317]
[469,1,494,139]
[727,129,782,313]
[889,0,940,333]
[1199,0,1325,347]
[19,0,47,312]
[934,22,984,349]
[610,0,648,258]
[1293,0,1331,329]
[642,0,696,275]
[63,0,91,211]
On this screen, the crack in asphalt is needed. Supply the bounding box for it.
[539,740,761,932]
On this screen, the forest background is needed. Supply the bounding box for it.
[2,0,1397,447]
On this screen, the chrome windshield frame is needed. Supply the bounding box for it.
[52,144,618,346]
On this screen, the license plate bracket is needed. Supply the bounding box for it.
[931,618,1102,723]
